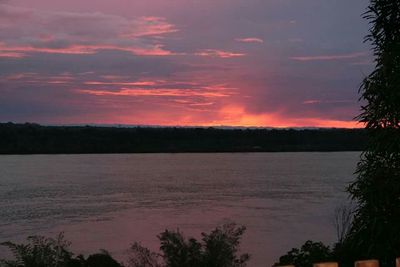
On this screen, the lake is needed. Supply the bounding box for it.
[0,152,359,266]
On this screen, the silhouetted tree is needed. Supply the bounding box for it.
[276,1,400,266]
[158,223,249,267]
[201,223,249,267]
[344,0,400,266]
[159,230,203,267]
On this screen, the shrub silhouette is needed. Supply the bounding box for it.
[126,223,250,267]
[158,229,203,267]
[126,243,163,267]
[274,241,333,267]
[85,251,122,267]
[1,223,249,267]
[0,235,122,267]
[201,223,249,267]
[0,233,74,267]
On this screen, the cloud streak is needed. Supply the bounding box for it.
[236,38,264,43]
[195,49,246,58]
[290,52,368,61]
[77,88,234,98]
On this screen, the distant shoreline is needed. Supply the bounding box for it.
[0,123,367,154]
[0,151,363,156]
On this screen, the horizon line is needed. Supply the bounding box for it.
[1,121,363,130]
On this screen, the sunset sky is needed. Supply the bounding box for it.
[0,0,372,127]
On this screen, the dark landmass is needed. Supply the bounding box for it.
[0,122,367,154]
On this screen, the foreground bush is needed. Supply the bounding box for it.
[274,241,333,267]
[0,233,76,267]
[126,223,249,267]
[0,223,249,267]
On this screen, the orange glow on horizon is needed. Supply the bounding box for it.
[92,116,361,129]
[1,71,361,129]
[82,104,362,129]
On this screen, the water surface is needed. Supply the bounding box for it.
[0,152,359,266]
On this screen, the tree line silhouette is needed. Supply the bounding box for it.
[0,123,366,154]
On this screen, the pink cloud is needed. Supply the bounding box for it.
[0,4,252,59]
[236,38,264,43]
[0,4,178,57]
[195,49,245,58]
[0,43,176,57]
[84,81,157,86]
[0,51,25,58]
[302,100,322,105]
[128,44,179,56]
[188,102,214,106]
[77,88,235,98]
[121,16,178,38]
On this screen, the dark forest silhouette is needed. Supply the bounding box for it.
[0,123,366,154]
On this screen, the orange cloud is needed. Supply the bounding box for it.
[214,105,278,127]
[190,105,361,128]
[95,113,360,128]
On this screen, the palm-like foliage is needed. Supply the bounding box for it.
[345,0,400,265]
